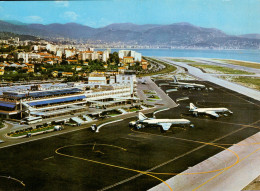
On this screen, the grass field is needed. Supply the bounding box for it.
[8,126,54,137]
[147,95,160,99]
[139,58,177,77]
[0,120,4,129]
[190,64,254,74]
[143,90,156,94]
[218,59,260,69]
[170,58,197,63]
[221,76,260,91]
[147,99,157,102]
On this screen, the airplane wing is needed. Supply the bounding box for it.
[158,123,172,131]
[205,111,219,118]
[183,85,193,88]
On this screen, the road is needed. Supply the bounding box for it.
[158,57,260,101]
[137,76,178,108]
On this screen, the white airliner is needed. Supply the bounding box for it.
[170,76,205,89]
[189,103,233,118]
[129,112,191,131]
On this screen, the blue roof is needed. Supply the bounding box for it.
[0,101,16,108]
[28,95,86,106]
[4,88,83,99]
[28,88,83,98]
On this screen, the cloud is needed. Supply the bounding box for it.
[54,1,69,7]
[63,11,79,21]
[24,16,43,23]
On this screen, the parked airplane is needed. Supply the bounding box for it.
[170,76,205,89]
[129,112,192,132]
[189,103,233,118]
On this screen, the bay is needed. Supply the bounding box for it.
[107,49,260,63]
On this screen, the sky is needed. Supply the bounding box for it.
[0,0,259,35]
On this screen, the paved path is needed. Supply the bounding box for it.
[159,57,260,101]
[145,76,177,108]
[149,131,260,191]
[137,76,178,108]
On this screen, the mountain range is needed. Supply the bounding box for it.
[0,20,260,49]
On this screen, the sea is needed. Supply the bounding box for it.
[107,49,260,63]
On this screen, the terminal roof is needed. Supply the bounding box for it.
[27,95,86,107]
[4,88,83,99]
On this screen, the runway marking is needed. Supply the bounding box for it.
[0,175,25,187]
[94,150,105,155]
[86,119,259,190]
[153,108,171,117]
[192,146,260,191]
[131,128,240,175]
[92,142,105,154]
[92,142,96,151]
[55,143,173,191]
[96,119,124,132]
[121,137,142,142]
[43,156,54,160]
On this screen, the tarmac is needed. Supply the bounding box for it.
[149,131,260,191]
[0,80,259,191]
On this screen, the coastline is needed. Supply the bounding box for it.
[102,48,260,63]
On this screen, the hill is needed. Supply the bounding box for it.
[0,20,260,49]
[0,31,40,41]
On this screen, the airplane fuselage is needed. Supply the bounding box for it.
[171,82,205,88]
[193,108,229,113]
[141,118,191,125]
[134,112,192,131]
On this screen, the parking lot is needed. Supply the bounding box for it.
[0,80,259,191]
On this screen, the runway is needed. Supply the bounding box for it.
[158,57,260,101]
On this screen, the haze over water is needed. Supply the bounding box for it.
[110,49,260,63]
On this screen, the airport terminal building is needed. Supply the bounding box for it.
[0,81,138,122]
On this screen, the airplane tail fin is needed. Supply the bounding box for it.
[190,103,197,110]
[138,112,147,120]
[173,76,178,83]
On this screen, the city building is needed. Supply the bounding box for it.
[119,50,142,62]
[141,59,149,70]
[88,72,107,85]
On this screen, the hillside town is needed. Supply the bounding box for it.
[0,36,154,125]
[0,36,150,82]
